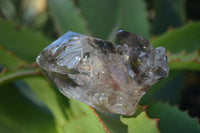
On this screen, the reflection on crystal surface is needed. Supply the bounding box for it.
[36,30,168,116]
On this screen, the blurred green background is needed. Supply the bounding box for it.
[0,0,200,133]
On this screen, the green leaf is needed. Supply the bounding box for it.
[0,19,51,63]
[75,100,108,133]
[47,0,89,35]
[168,50,200,71]
[117,0,150,39]
[151,22,200,53]
[95,111,128,133]
[0,83,58,133]
[69,99,86,118]
[121,106,159,133]
[152,0,186,35]
[78,0,119,39]
[147,102,200,133]
[61,115,102,133]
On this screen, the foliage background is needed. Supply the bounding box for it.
[0,0,200,133]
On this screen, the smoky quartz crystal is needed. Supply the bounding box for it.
[36,30,168,116]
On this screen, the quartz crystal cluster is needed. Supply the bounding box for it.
[36,30,168,116]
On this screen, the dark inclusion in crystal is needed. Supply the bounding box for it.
[36,30,168,116]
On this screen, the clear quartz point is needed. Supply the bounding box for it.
[36,30,169,116]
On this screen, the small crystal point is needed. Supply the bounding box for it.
[36,31,168,116]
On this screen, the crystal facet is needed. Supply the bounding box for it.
[36,30,168,116]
